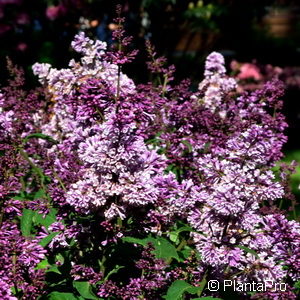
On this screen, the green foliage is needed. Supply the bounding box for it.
[36,259,62,274]
[184,1,226,31]
[103,265,125,281]
[164,280,202,300]
[20,208,35,236]
[122,236,180,262]
[179,245,195,260]
[73,281,98,300]
[20,207,57,232]
[20,206,59,247]
[165,163,184,181]
[13,189,48,202]
[169,224,193,245]
[294,280,300,290]
[34,208,57,229]
[39,232,61,247]
[36,259,50,270]
[145,131,163,147]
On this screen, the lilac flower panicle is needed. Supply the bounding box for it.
[204,51,226,76]
[65,117,166,219]
[197,52,237,115]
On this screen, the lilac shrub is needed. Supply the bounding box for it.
[1,10,300,299]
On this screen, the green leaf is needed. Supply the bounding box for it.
[13,195,26,201]
[176,225,194,233]
[23,133,58,144]
[73,281,98,300]
[48,292,80,300]
[169,226,193,244]
[165,280,200,300]
[294,280,300,290]
[196,272,207,297]
[36,259,50,270]
[122,236,179,262]
[179,246,194,260]
[126,217,133,224]
[236,245,259,259]
[49,207,58,217]
[203,142,211,153]
[169,231,180,244]
[20,208,35,236]
[55,253,65,265]
[47,264,62,274]
[122,237,149,246]
[33,189,47,200]
[39,231,60,247]
[35,212,56,228]
[36,259,61,274]
[165,163,176,174]
[152,237,180,261]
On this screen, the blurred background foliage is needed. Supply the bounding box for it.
[0,0,299,190]
[1,0,300,80]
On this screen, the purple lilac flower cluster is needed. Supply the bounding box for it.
[0,222,46,299]
[152,52,298,291]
